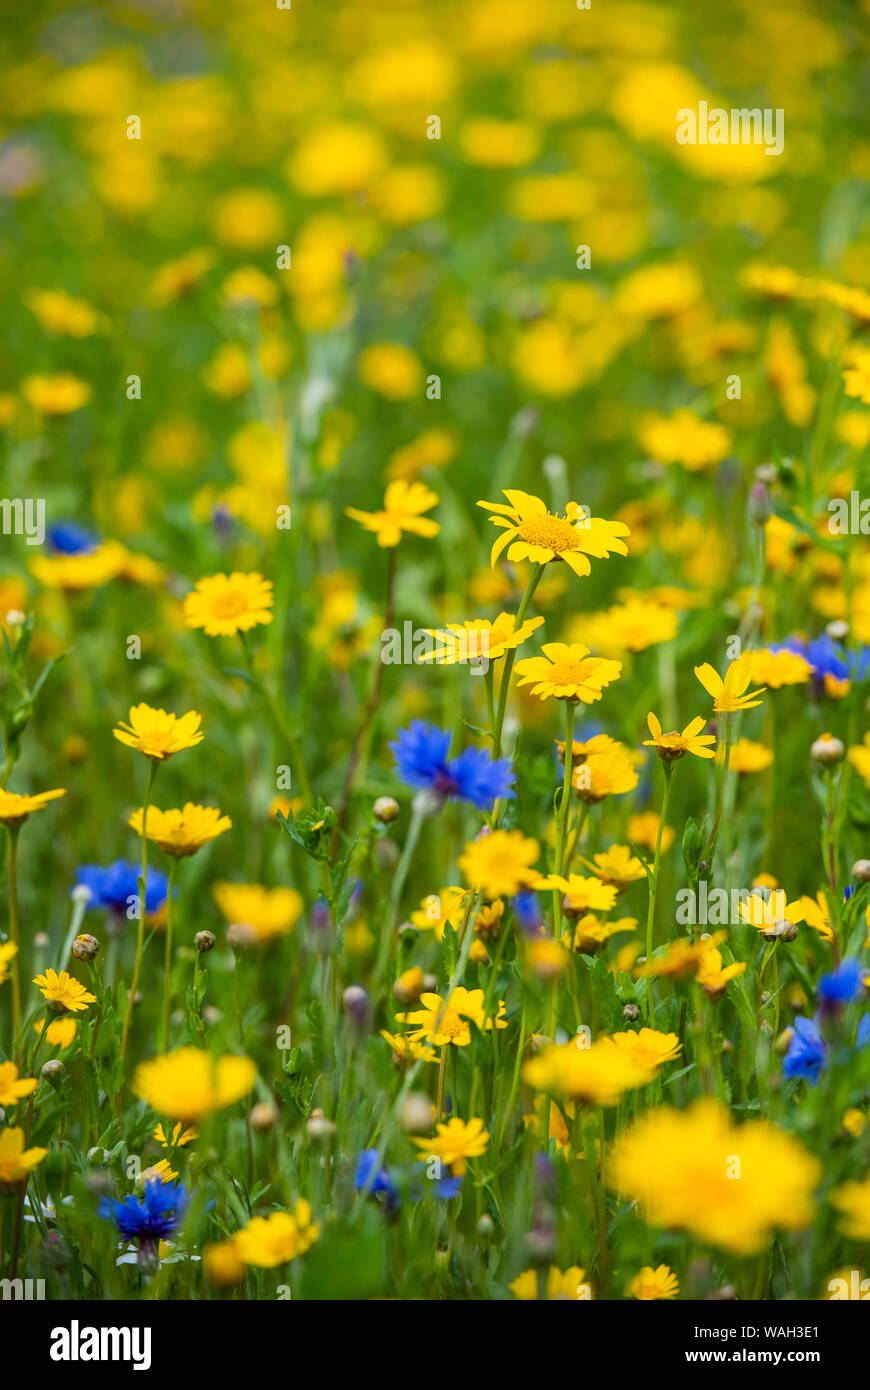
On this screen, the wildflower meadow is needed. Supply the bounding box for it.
[3,0,870,1344]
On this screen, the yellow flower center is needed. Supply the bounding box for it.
[546,660,589,685]
[439,1008,463,1039]
[517,516,580,553]
[211,591,248,618]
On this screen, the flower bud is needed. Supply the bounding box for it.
[621,1003,640,1022]
[307,1111,336,1141]
[747,481,772,526]
[400,1091,434,1134]
[342,985,370,1028]
[826,620,849,642]
[249,1102,278,1132]
[853,860,870,883]
[72,933,100,962]
[373,796,400,824]
[226,922,258,952]
[811,732,844,765]
[41,1059,64,1085]
[195,930,216,954]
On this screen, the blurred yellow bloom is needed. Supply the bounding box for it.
[358,342,424,399]
[626,1265,679,1300]
[183,571,274,637]
[212,883,303,943]
[22,372,91,415]
[133,1047,256,1123]
[234,1201,319,1267]
[346,480,439,548]
[411,1116,489,1175]
[0,786,65,826]
[459,829,540,898]
[0,1127,47,1190]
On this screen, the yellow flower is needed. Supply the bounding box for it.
[380,1031,438,1066]
[33,969,96,1013]
[608,1099,821,1254]
[626,1265,679,1300]
[396,987,493,1048]
[211,187,283,250]
[25,289,101,337]
[585,845,647,890]
[458,829,540,898]
[0,1126,47,1190]
[409,887,469,941]
[346,480,439,548]
[477,490,629,576]
[411,1116,489,1175]
[129,803,232,857]
[0,941,18,986]
[848,733,870,789]
[844,348,870,405]
[0,1061,38,1106]
[113,704,204,760]
[717,738,773,773]
[510,1265,590,1300]
[573,741,639,801]
[33,1016,77,1048]
[460,118,541,168]
[151,248,216,305]
[695,942,747,999]
[154,1122,198,1149]
[203,1237,246,1287]
[786,892,834,943]
[636,932,728,981]
[831,1174,870,1238]
[420,612,545,666]
[212,882,303,943]
[358,343,423,399]
[535,873,617,914]
[0,786,65,826]
[694,658,766,713]
[609,1028,681,1071]
[643,711,716,761]
[628,812,674,854]
[515,643,622,703]
[843,1109,866,1138]
[740,648,812,688]
[639,409,731,471]
[234,1201,319,1268]
[21,372,91,415]
[523,1037,653,1104]
[563,914,636,954]
[569,597,677,654]
[133,1047,257,1123]
[183,572,274,637]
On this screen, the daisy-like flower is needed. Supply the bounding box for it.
[514,643,622,703]
[420,612,545,666]
[477,490,629,576]
[409,887,469,941]
[379,1031,438,1065]
[523,1037,653,1104]
[626,1265,679,1301]
[535,872,618,915]
[695,941,747,999]
[33,968,96,1014]
[716,738,773,773]
[396,987,495,1047]
[128,803,232,857]
[584,845,647,890]
[183,571,274,637]
[99,1180,189,1272]
[458,829,540,898]
[563,914,636,954]
[694,659,766,713]
[643,711,716,761]
[609,1028,681,1071]
[389,721,515,811]
[133,1047,257,1122]
[0,786,65,827]
[234,1201,319,1268]
[212,882,303,943]
[510,1266,590,1301]
[0,1061,38,1107]
[635,932,729,982]
[345,479,439,548]
[21,372,91,416]
[573,742,639,802]
[411,1116,489,1175]
[33,1016,76,1048]
[154,1122,198,1149]
[113,704,204,761]
[0,1126,47,1190]
[0,941,18,985]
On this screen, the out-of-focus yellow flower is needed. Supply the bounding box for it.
[626,1265,679,1300]
[212,187,283,249]
[183,571,274,637]
[459,829,540,899]
[25,288,101,336]
[0,1127,47,1190]
[21,373,91,415]
[234,1201,319,1268]
[287,122,385,196]
[0,786,65,826]
[133,1047,257,1123]
[510,1265,590,1301]
[212,882,303,943]
[460,118,540,167]
[524,1036,653,1104]
[346,479,439,548]
[358,342,424,399]
[638,409,731,471]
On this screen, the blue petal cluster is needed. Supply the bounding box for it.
[76,860,170,916]
[47,521,100,555]
[389,720,515,810]
[100,1181,188,1242]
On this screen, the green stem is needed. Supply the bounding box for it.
[644,763,673,1025]
[161,859,178,1052]
[120,759,158,1066]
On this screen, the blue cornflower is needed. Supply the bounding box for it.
[47,521,100,555]
[99,1180,188,1243]
[389,720,515,811]
[772,634,870,695]
[354,1150,399,1207]
[512,890,546,939]
[75,860,170,917]
[819,958,866,1004]
[783,1015,826,1084]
